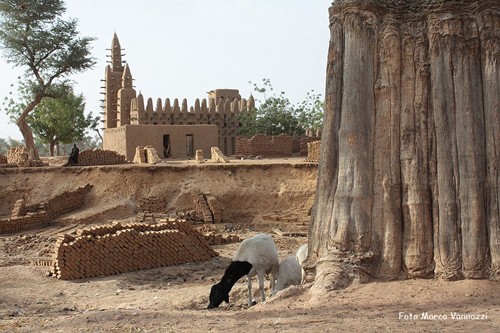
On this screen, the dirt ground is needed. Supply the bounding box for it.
[0,159,498,332]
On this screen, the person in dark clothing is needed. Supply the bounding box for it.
[66,144,79,166]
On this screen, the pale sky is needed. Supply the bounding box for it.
[0,0,331,140]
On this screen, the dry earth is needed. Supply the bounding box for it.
[0,158,498,332]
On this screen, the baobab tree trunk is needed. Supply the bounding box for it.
[306,0,499,292]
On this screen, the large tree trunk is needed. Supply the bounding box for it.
[307,0,499,292]
[16,94,43,160]
[17,116,40,161]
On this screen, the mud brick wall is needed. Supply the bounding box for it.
[300,137,321,156]
[305,140,321,163]
[77,149,126,166]
[0,212,49,234]
[137,196,166,213]
[51,220,218,280]
[235,135,293,157]
[0,184,93,235]
[45,184,93,219]
[0,154,7,164]
[292,136,302,155]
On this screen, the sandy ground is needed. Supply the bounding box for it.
[0,159,498,332]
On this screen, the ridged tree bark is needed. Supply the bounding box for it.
[306,0,499,291]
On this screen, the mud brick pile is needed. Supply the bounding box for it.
[136,211,198,224]
[210,147,230,163]
[10,198,28,218]
[191,190,216,223]
[0,154,7,164]
[133,146,147,163]
[0,184,93,235]
[300,137,321,156]
[195,149,205,163]
[305,140,321,163]
[77,149,126,166]
[4,147,46,167]
[7,146,29,164]
[137,196,166,213]
[144,146,162,164]
[204,232,240,245]
[51,220,218,280]
[205,194,223,223]
[133,146,162,164]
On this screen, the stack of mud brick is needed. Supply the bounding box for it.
[305,140,321,163]
[7,146,29,164]
[204,232,240,245]
[133,146,162,164]
[0,184,93,235]
[136,211,198,224]
[6,146,45,167]
[262,210,309,233]
[137,196,166,213]
[210,147,230,163]
[77,149,126,166]
[51,220,218,280]
[263,212,299,223]
[300,137,321,156]
[136,213,175,223]
[191,189,214,223]
[235,135,293,157]
[205,194,222,223]
[195,149,205,163]
[191,190,223,224]
[0,154,7,164]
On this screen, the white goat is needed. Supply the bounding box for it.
[271,255,302,295]
[296,243,308,284]
[208,233,279,308]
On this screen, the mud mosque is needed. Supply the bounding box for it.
[101,33,255,160]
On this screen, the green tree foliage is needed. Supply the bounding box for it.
[0,0,96,160]
[0,137,23,155]
[27,87,99,156]
[238,78,324,137]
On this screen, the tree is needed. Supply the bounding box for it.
[27,87,99,156]
[238,78,324,137]
[0,137,23,155]
[306,0,498,293]
[0,0,95,160]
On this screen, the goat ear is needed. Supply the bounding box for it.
[224,293,229,303]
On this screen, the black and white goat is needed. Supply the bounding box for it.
[207,233,279,308]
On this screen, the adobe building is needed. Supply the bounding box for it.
[102,33,254,160]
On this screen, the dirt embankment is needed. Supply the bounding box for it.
[0,160,318,226]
